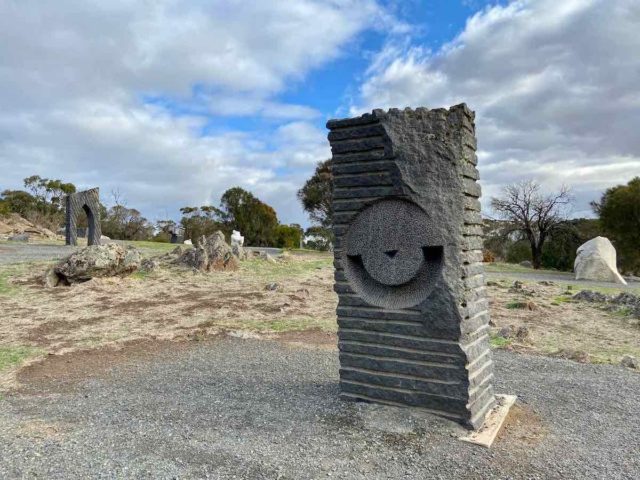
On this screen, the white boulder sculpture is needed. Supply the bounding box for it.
[574,237,627,285]
[231,230,244,247]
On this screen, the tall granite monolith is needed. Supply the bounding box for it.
[327,104,495,429]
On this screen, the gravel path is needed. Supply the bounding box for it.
[1,338,638,479]
[0,242,75,265]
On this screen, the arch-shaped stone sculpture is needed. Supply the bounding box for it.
[65,188,102,246]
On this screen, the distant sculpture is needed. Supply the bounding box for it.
[65,188,101,246]
[231,230,244,247]
[574,237,627,285]
[230,230,246,259]
[327,105,495,429]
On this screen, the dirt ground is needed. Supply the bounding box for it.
[487,277,640,363]
[0,248,638,388]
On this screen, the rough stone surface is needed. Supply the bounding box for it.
[327,104,495,429]
[574,237,626,285]
[573,290,609,303]
[65,188,102,246]
[259,252,277,263]
[230,230,247,259]
[140,258,159,272]
[46,244,141,286]
[573,290,640,318]
[621,355,639,370]
[177,231,239,272]
[8,233,29,242]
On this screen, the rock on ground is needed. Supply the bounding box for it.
[45,244,141,286]
[140,258,159,272]
[621,355,639,369]
[574,237,627,285]
[8,233,29,242]
[232,243,248,260]
[573,290,640,318]
[259,252,277,263]
[177,231,239,272]
[573,290,609,303]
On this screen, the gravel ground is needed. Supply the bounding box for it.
[0,242,76,265]
[0,338,638,479]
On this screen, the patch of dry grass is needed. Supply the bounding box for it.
[488,279,640,364]
[1,251,638,389]
[0,252,337,387]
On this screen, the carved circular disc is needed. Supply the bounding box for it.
[343,198,443,309]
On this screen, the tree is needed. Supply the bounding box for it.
[540,218,601,271]
[179,206,224,243]
[23,175,76,208]
[0,190,38,217]
[275,224,303,249]
[303,225,333,251]
[491,181,572,269]
[219,187,278,246]
[154,219,178,243]
[592,177,640,274]
[297,159,333,228]
[1,175,77,231]
[102,205,153,240]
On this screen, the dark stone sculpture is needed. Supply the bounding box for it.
[65,188,102,246]
[327,104,495,429]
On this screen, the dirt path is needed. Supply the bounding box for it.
[0,337,637,479]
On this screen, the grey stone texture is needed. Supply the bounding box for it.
[45,243,141,287]
[327,104,495,429]
[176,231,240,272]
[65,188,102,246]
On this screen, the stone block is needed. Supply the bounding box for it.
[327,104,495,429]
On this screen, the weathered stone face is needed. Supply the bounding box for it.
[65,188,102,246]
[344,198,444,309]
[328,104,495,429]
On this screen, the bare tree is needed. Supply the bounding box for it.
[491,181,572,269]
[110,188,125,208]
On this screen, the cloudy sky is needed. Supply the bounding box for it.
[1,0,638,226]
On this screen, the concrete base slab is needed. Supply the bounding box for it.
[460,394,517,448]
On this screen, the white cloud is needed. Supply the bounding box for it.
[0,0,397,225]
[353,0,640,217]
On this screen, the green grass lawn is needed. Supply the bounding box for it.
[241,257,332,279]
[0,346,41,372]
[483,262,566,275]
[0,271,13,295]
[123,240,179,252]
